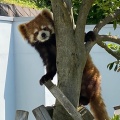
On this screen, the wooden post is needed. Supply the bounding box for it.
[44,80,83,120]
[32,105,52,120]
[78,106,94,120]
[46,106,54,118]
[15,110,29,120]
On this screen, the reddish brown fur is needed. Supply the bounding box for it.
[80,55,110,120]
[18,9,54,43]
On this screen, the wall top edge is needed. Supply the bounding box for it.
[0,16,14,21]
[0,16,120,28]
[0,16,33,22]
[13,17,33,22]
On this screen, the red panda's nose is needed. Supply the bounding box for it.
[41,33,46,38]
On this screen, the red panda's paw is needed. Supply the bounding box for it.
[85,31,96,42]
[39,75,52,85]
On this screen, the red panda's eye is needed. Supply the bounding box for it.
[34,31,39,36]
[43,27,47,30]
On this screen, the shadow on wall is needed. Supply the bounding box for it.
[4,24,15,120]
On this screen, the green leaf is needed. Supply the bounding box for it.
[111,115,120,120]
[115,115,120,120]
[113,20,117,30]
[107,63,111,68]
[114,64,118,71]
[107,62,114,70]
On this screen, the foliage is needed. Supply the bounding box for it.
[108,43,120,52]
[29,0,51,9]
[0,0,39,9]
[107,61,120,72]
[111,115,120,120]
[29,0,120,24]
[107,43,120,72]
[72,0,105,24]
[73,0,120,24]
[1,0,120,24]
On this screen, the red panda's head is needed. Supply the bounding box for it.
[18,9,54,44]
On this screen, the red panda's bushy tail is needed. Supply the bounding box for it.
[90,94,110,120]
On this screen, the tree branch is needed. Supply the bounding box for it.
[97,35,120,44]
[96,35,120,60]
[51,0,73,26]
[85,41,96,54]
[94,9,120,34]
[56,0,70,19]
[75,0,95,42]
[85,9,120,56]
[97,41,120,60]
[85,34,120,58]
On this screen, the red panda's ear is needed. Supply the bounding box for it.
[41,9,54,25]
[18,24,28,40]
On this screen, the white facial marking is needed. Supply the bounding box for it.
[48,25,52,29]
[48,25,54,33]
[41,25,46,29]
[37,30,50,42]
[29,34,34,43]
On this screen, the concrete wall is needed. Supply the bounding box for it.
[0,16,120,120]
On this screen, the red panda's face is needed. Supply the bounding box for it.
[18,9,54,44]
[33,24,54,43]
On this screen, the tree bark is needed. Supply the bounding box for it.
[50,0,120,120]
[50,0,94,120]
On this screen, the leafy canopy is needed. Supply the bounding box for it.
[29,0,120,24]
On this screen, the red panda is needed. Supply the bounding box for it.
[18,9,56,85]
[18,8,109,120]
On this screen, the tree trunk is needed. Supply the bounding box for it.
[51,1,87,120]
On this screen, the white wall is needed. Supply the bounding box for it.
[14,18,46,120]
[0,18,15,120]
[0,16,120,120]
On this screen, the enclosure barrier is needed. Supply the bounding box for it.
[15,81,94,120]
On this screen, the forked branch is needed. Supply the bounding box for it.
[86,9,120,54]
